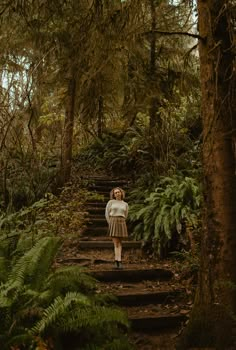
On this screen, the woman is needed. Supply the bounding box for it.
[105,187,129,269]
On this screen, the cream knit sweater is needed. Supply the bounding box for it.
[105,199,128,223]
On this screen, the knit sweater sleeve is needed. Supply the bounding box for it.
[105,200,112,223]
[125,202,129,219]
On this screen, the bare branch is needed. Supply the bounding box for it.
[144,29,204,41]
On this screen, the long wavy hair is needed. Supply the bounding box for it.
[110,187,125,200]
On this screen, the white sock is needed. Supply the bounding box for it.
[117,245,122,262]
[114,246,119,261]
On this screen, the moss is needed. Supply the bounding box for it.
[176,303,235,350]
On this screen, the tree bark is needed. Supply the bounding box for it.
[59,68,77,187]
[178,1,236,348]
[97,95,104,138]
[149,0,161,131]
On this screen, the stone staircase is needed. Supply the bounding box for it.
[58,176,190,349]
[80,176,189,349]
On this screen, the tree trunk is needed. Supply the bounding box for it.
[97,95,104,138]
[178,1,236,348]
[149,0,161,131]
[59,69,77,187]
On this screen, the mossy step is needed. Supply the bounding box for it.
[90,268,173,282]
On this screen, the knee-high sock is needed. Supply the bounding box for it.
[114,245,119,261]
[117,244,122,262]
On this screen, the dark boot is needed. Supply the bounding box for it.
[117,261,123,269]
[114,260,119,269]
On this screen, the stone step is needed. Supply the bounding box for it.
[85,217,107,227]
[86,202,106,207]
[88,184,128,192]
[82,227,108,236]
[79,240,142,249]
[89,191,109,198]
[85,207,106,215]
[129,313,187,331]
[90,268,173,282]
[115,290,182,306]
[85,177,129,185]
[79,236,111,241]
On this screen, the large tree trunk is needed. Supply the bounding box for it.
[59,69,77,187]
[178,1,236,348]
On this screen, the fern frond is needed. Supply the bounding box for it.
[2,333,34,350]
[55,305,130,334]
[10,236,61,290]
[46,266,97,295]
[163,216,172,240]
[0,257,9,283]
[31,292,91,334]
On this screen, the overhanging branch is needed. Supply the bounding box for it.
[144,30,204,41]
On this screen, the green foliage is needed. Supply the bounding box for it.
[77,94,201,179]
[0,184,99,257]
[77,132,135,175]
[128,175,201,256]
[170,248,200,283]
[0,150,59,211]
[0,237,131,350]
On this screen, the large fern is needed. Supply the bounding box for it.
[0,236,131,350]
[129,175,201,255]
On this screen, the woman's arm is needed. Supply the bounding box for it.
[105,200,112,223]
[125,202,129,219]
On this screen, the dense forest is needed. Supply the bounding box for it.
[0,0,235,349]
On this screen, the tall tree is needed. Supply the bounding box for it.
[178,1,236,348]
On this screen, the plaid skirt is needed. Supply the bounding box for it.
[108,216,128,238]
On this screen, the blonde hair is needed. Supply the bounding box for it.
[110,187,125,200]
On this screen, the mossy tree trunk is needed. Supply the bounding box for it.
[149,0,161,132]
[59,66,77,187]
[97,95,104,139]
[178,1,236,349]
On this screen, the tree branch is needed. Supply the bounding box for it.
[144,30,204,41]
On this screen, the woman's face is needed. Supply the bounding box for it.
[114,188,122,200]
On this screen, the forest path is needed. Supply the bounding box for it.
[56,176,192,349]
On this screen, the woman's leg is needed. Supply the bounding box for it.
[117,238,122,262]
[112,237,119,262]
[112,237,123,268]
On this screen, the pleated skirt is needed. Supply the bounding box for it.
[108,216,128,238]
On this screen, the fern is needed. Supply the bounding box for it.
[46,265,97,295]
[31,292,91,334]
[129,175,201,255]
[8,237,61,292]
[55,305,129,333]
[0,236,131,349]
